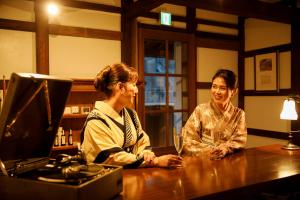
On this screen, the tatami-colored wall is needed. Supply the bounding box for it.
[244,18,291,133]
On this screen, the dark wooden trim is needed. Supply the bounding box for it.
[196,31,238,40]
[139,12,238,30]
[291,8,300,93]
[121,0,134,65]
[165,0,292,24]
[244,44,292,57]
[0,18,35,32]
[291,7,300,133]
[138,23,188,34]
[125,0,165,19]
[49,24,121,40]
[138,24,239,51]
[138,25,192,41]
[186,7,196,33]
[52,0,121,13]
[71,79,97,92]
[197,19,238,29]
[196,37,239,50]
[137,27,196,128]
[188,34,197,114]
[140,12,186,22]
[196,82,211,89]
[35,0,49,74]
[137,28,145,125]
[0,18,121,40]
[238,17,245,109]
[145,73,185,77]
[242,89,292,96]
[248,128,287,140]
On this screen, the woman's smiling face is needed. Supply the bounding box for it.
[211,77,235,109]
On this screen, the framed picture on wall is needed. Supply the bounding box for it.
[255,52,278,91]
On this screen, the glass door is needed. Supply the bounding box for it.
[138,29,193,147]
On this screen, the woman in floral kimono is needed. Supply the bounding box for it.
[81,63,182,168]
[182,69,247,160]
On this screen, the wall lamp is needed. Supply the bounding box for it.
[280,95,300,150]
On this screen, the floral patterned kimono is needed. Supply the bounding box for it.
[182,100,247,155]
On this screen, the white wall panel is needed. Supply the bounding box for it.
[0,29,36,78]
[197,47,238,82]
[244,57,255,90]
[49,35,121,79]
[279,51,291,89]
[244,96,290,132]
[245,18,291,51]
[0,0,34,21]
[50,7,120,31]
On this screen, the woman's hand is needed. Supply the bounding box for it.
[143,151,156,163]
[210,146,228,160]
[153,154,182,168]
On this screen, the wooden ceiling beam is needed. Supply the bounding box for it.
[165,0,292,23]
[59,0,121,13]
[125,0,166,19]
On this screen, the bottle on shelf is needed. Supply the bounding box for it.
[68,129,73,145]
[54,133,59,147]
[61,130,66,146]
[56,126,63,146]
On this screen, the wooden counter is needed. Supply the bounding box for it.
[116,144,300,200]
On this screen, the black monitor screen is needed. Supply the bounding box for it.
[0,73,72,163]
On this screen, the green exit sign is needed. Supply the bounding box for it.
[160,11,172,26]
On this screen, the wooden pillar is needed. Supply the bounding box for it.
[238,17,245,110]
[121,0,134,66]
[290,2,300,144]
[186,7,196,34]
[35,0,49,74]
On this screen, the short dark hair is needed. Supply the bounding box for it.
[94,63,138,97]
[212,69,238,90]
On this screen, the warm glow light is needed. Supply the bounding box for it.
[47,3,59,16]
[280,99,298,120]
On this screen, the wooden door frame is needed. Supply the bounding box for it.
[137,28,196,131]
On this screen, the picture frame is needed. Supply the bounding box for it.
[255,52,278,91]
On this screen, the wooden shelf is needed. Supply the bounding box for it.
[52,145,78,151]
[63,114,88,119]
[56,79,103,156]
[71,79,96,92]
[51,145,79,157]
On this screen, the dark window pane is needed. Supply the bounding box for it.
[145,76,166,110]
[145,112,166,146]
[144,39,166,74]
[144,57,166,74]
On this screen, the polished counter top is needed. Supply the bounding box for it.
[116,144,300,200]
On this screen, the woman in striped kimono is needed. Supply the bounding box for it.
[182,69,247,160]
[81,63,182,168]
